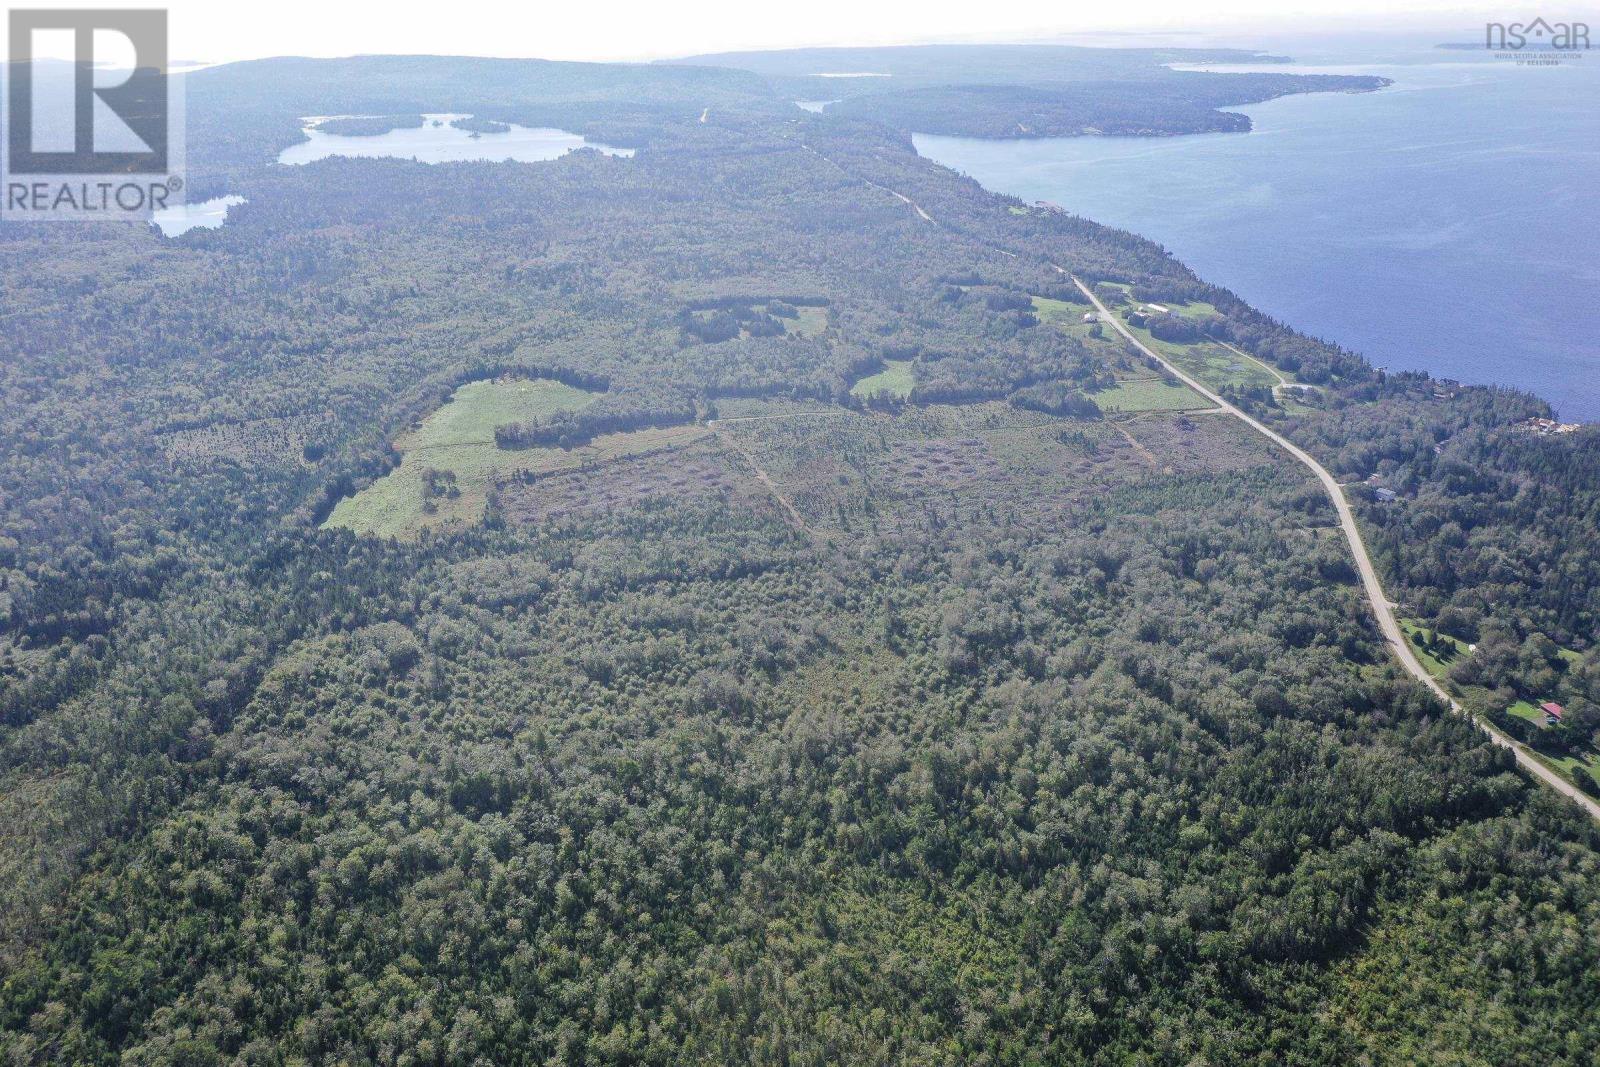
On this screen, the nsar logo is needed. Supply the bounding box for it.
[1485,17,1591,63]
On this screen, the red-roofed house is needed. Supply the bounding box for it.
[1542,701,1565,724]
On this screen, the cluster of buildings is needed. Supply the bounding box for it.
[1525,417,1581,436]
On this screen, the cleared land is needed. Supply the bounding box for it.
[323,377,707,539]
[849,359,916,400]
[1508,699,1549,727]
[497,439,765,526]
[1030,294,1091,325]
[1399,618,1471,679]
[1092,377,1210,413]
[1507,700,1600,787]
[161,414,330,470]
[1030,294,1104,341]
[717,400,1274,535]
[788,305,829,336]
[1124,327,1280,393]
[1082,284,1302,396]
[1154,297,1221,319]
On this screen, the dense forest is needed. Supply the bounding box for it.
[823,73,1388,139]
[1,45,1597,1065]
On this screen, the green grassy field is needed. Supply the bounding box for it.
[850,359,916,400]
[1508,699,1548,727]
[1031,295,1090,325]
[786,305,829,337]
[1155,298,1221,319]
[1400,618,1471,679]
[1504,699,1600,787]
[1540,750,1600,789]
[1120,321,1280,393]
[1509,702,1600,783]
[412,378,598,450]
[1102,299,1321,407]
[324,376,609,538]
[1092,378,1210,413]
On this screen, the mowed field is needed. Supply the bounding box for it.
[1092,378,1211,413]
[1030,294,1091,326]
[1124,328,1281,393]
[1083,283,1289,394]
[850,359,916,400]
[1399,618,1471,679]
[324,377,709,539]
[788,305,829,337]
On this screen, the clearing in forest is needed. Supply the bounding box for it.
[849,359,916,400]
[323,377,706,539]
[1091,377,1210,413]
[1120,323,1280,393]
[1399,618,1470,679]
[718,401,1271,535]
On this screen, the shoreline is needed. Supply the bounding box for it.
[910,53,1598,423]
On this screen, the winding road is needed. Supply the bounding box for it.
[1074,278,1600,820]
[798,144,1599,818]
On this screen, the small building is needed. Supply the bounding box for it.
[1144,303,1170,314]
[1374,487,1398,502]
[1525,417,1581,436]
[1543,701,1565,724]
[1081,312,1098,323]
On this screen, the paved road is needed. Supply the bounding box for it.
[1075,277,1600,821]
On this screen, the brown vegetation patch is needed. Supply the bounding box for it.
[160,415,329,468]
[497,442,764,525]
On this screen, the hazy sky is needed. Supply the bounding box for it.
[7,0,1571,64]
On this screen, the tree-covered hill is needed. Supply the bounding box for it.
[672,44,1388,138]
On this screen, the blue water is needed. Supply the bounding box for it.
[915,39,1600,420]
[152,195,247,237]
[277,113,632,166]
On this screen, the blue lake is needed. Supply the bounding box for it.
[152,195,247,238]
[916,41,1600,420]
[277,113,633,166]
